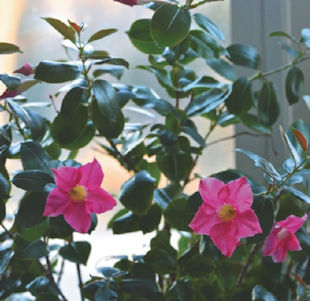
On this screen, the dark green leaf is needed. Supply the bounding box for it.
[0,42,22,54]
[20,141,52,174]
[43,17,76,42]
[128,19,163,54]
[248,196,274,243]
[88,28,117,43]
[0,249,13,274]
[154,183,181,210]
[119,170,155,214]
[258,81,280,126]
[94,57,129,68]
[270,31,298,43]
[119,278,159,298]
[35,61,81,83]
[252,285,278,301]
[14,237,48,259]
[49,215,74,239]
[59,241,91,265]
[166,281,195,301]
[284,186,310,205]
[285,66,304,105]
[0,172,10,201]
[226,77,253,115]
[95,287,118,301]
[193,13,225,41]
[93,66,125,80]
[157,152,193,181]
[206,58,236,81]
[226,43,260,69]
[151,5,191,47]
[181,255,213,278]
[12,170,53,192]
[144,249,177,274]
[0,199,5,223]
[150,230,177,258]
[0,74,20,90]
[241,114,272,134]
[26,276,58,297]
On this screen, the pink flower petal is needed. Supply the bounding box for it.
[278,214,307,233]
[199,178,226,210]
[0,89,19,99]
[86,187,117,214]
[285,234,301,251]
[114,0,137,6]
[209,222,239,257]
[189,203,220,235]
[235,209,262,239]
[43,188,71,217]
[262,232,278,256]
[64,203,91,233]
[226,177,253,212]
[53,166,80,192]
[78,158,103,188]
[272,243,288,263]
[13,63,34,76]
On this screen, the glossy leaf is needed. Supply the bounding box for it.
[206,58,236,81]
[119,170,155,215]
[285,66,304,105]
[59,241,91,265]
[88,28,117,43]
[43,17,76,42]
[193,13,225,41]
[301,28,310,48]
[0,249,13,274]
[226,43,260,69]
[252,285,278,301]
[258,81,280,126]
[0,42,22,54]
[284,186,310,205]
[151,5,191,47]
[128,19,163,54]
[35,61,81,83]
[241,113,272,134]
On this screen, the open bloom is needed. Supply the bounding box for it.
[43,159,116,233]
[189,177,262,257]
[263,214,307,263]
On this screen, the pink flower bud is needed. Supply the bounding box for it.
[13,63,34,76]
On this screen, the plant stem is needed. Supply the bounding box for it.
[1,223,14,239]
[249,54,310,81]
[76,263,85,301]
[57,258,65,285]
[236,243,262,287]
[40,256,68,301]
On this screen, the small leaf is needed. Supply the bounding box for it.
[291,127,308,152]
[252,285,278,301]
[206,58,236,81]
[0,249,13,274]
[59,241,91,265]
[151,5,191,47]
[43,17,76,42]
[88,28,117,43]
[241,113,272,134]
[193,13,225,41]
[0,42,22,54]
[26,276,58,297]
[226,43,260,69]
[258,81,279,126]
[301,28,310,48]
[285,66,304,105]
[284,186,310,205]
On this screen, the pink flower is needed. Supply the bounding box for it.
[43,159,117,233]
[263,214,307,263]
[189,177,262,257]
[113,0,168,6]
[13,63,34,76]
[114,0,137,5]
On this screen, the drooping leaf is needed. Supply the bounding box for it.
[0,42,22,54]
[88,28,117,43]
[241,114,272,134]
[284,186,310,205]
[285,66,304,105]
[151,5,191,47]
[206,58,236,81]
[43,17,76,42]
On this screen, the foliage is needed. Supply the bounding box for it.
[1,1,310,300]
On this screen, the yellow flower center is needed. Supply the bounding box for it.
[277,227,290,241]
[70,185,86,202]
[218,204,236,222]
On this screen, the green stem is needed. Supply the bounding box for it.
[188,0,223,9]
[1,223,14,239]
[249,55,310,81]
[76,263,85,301]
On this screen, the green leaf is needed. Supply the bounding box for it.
[128,19,163,54]
[35,61,81,83]
[20,141,52,174]
[19,218,50,242]
[164,197,197,231]
[0,42,22,54]
[119,170,155,214]
[26,276,58,297]
[226,43,260,69]
[270,31,298,43]
[59,241,91,265]
[12,170,53,192]
[181,255,213,278]
[248,196,274,243]
[144,248,177,274]
[43,17,76,42]
[284,186,310,205]
[119,278,159,298]
[252,285,278,301]
[151,5,191,47]
[226,77,253,115]
[0,172,10,201]
[150,230,177,258]
[95,57,129,68]
[157,152,193,182]
[0,74,20,90]
[93,66,125,80]
[258,81,280,126]
[193,13,225,41]
[14,237,48,259]
[206,58,236,81]
[0,199,5,224]
[0,249,13,274]
[167,281,195,301]
[154,183,181,210]
[91,79,124,138]
[241,114,272,134]
[88,28,117,43]
[285,66,304,105]
[49,215,74,239]
[95,287,118,301]
[181,119,206,147]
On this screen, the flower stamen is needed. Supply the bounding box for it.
[70,185,87,202]
[218,204,236,222]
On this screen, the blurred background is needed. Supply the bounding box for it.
[0,1,233,299]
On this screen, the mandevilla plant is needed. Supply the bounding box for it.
[1,0,310,300]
